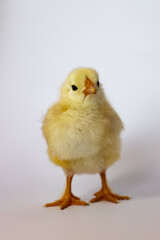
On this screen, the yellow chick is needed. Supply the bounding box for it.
[42,67,130,209]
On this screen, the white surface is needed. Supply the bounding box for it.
[1,0,160,239]
[1,198,160,240]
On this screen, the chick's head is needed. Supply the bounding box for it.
[60,68,105,107]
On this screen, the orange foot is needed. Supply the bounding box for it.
[90,189,130,204]
[44,193,89,210]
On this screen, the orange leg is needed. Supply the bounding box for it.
[90,172,130,204]
[44,175,89,210]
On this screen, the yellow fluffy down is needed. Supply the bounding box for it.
[42,68,123,175]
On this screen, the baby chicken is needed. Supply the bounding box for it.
[42,67,130,209]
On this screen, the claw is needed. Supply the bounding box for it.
[110,193,130,200]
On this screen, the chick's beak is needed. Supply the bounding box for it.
[83,77,96,97]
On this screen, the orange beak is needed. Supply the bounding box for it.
[83,77,96,97]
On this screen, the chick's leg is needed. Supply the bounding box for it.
[90,171,130,204]
[44,175,88,210]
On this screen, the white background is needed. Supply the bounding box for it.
[1,0,160,239]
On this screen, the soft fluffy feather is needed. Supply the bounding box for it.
[42,67,123,175]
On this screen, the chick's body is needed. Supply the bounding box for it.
[43,101,123,174]
[42,68,129,209]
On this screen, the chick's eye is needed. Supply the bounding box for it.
[72,85,78,91]
[97,81,100,87]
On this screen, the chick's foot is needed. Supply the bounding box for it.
[44,193,88,210]
[90,188,119,203]
[90,171,130,204]
[91,189,130,204]
[44,175,88,209]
